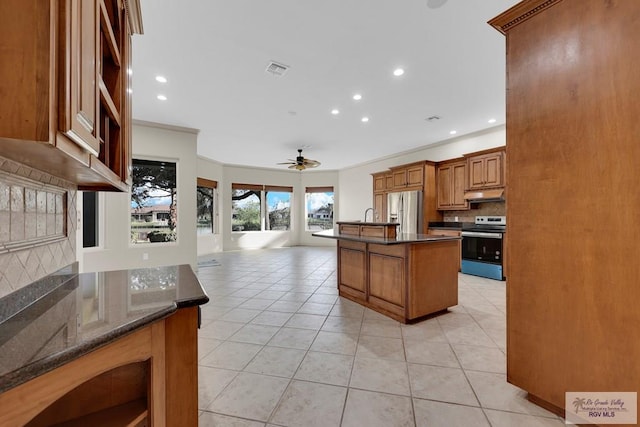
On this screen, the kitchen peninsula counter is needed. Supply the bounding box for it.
[0,264,208,426]
[314,227,460,323]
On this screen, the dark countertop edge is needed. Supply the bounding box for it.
[176,294,209,308]
[0,305,176,394]
[312,231,461,245]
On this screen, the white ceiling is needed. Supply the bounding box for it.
[132,0,518,171]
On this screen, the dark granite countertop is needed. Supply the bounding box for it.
[0,264,208,394]
[313,230,461,245]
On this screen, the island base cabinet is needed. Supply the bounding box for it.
[336,240,458,323]
[0,307,199,427]
[368,245,406,318]
[407,241,459,318]
[337,241,367,300]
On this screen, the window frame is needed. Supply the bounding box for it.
[305,186,335,232]
[197,177,217,235]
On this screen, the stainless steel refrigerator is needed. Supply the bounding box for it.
[387,191,423,235]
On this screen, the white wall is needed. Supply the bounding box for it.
[337,126,506,221]
[197,156,224,255]
[81,123,198,272]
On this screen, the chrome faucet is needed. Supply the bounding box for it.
[364,208,378,222]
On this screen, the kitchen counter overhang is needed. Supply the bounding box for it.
[313,229,461,244]
[0,264,208,394]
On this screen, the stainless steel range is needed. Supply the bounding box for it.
[461,216,506,281]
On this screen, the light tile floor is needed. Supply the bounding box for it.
[196,246,564,427]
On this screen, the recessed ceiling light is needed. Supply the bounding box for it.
[157,94,167,101]
[393,68,405,77]
[361,117,369,123]
[155,75,167,83]
[449,130,457,135]
[331,109,340,115]
[353,94,362,101]
[488,118,497,124]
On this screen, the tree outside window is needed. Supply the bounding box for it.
[197,178,217,235]
[305,187,334,231]
[130,159,177,243]
[231,186,261,231]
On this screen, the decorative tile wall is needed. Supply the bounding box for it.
[442,202,506,223]
[0,156,76,298]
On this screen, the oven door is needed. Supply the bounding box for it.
[461,231,503,265]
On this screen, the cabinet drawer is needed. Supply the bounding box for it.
[339,224,360,236]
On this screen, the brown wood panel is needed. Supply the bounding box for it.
[451,162,468,208]
[0,0,53,142]
[338,244,366,296]
[392,169,406,188]
[25,362,148,426]
[407,241,458,319]
[406,164,424,187]
[422,162,442,230]
[436,165,452,208]
[492,0,640,414]
[165,306,198,426]
[368,252,405,314]
[373,192,386,222]
[338,224,360,236]
[372,172,386,192]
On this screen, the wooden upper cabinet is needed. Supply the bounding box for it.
[0,0,142,191]
[390,162,424,190]
[372,172,386,193]
[436,159,469,210]
[60,0,100,155]
[466,150,504,190]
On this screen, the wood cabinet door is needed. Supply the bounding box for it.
[483,153,503,187]
[373,192,386,222]
[392,169,407,188]
[451,161,468,208]
[406,165,424,187]
[338,245,366,299]
[385,174,394,190]
[373,173,386,192]
[468,157,486,190]
[60,0,100,155]
[436,165,452,209]
[368,252,405,315]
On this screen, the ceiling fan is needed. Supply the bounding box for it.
[278,149,321,171]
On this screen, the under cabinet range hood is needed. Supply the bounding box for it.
[463,188,505,203]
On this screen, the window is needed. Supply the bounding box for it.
[266,186,292,230]
[305,186,334,231]
[231,183,293,231]
[232,184,261,231]
[197,178,217,235]
[130,159,177,244]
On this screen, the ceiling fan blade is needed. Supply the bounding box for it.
[288,164,305,170]
[277,161,295,165]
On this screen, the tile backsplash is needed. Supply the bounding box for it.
[0,156,76,298]
[442,202,506,223]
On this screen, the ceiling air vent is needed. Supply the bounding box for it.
[265,61,290,77]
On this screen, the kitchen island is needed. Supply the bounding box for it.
[0,264,208,426]
[314,225,460,323]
